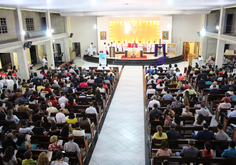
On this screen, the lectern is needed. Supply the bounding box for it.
[109,47,115,57]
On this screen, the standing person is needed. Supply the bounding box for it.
[117,41,122,52]
[103,42,107,54]
[89,43,93,56]
[122,41,127,52]
[107,43,110,54]
[138,41,143,49]
[53,49,58,65]
[151,41,156,53]
[147,41,151,53]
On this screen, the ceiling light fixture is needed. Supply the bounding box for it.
[93,24,97,29]
[168,0,173,4]
[200,0,207,36]
[216,25,219,30]
[46,28,54,37]
[21,30,26,36]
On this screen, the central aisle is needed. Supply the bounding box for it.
[89,66,145,165]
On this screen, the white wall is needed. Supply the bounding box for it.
[172,14,202,55]
[0,9,18,42]
[97,17,110,52]
[21,11,45,32]
[160,16,172,45]
[206,37,217,59]
[51,13,65,34]
[70,16,98,56]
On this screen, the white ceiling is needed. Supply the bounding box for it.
[0,0,236,16]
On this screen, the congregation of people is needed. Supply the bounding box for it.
[146,60,236,164]
[0,63,118,165]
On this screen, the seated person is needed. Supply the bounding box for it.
[180,140,199,157]
[221,141,236,158]
[162,90,173,100]
[46,102,59,113]
[156,140,173,156]
[146,85,155,96]
[151,114,163,127]
[148,95,160,108]
[79,80,88,88]
[50,151,69,165]
[2,133,16,152]
[182,106,193,116]
[197,77,205,85]
[32,120,47,135]
[22,150,37,165]
[79,89,87,98]
[149,104,162,117]
[64,134,81,153]
[85,102,98,116]
[152,126,167,146]
[32,108,42,122]
[200,142,214,157]
[196,103,211,116]
[19,119,31,134]
[166,123,180,139]
[192,123,214,140]
[48,135,63,151]
[5,109,20,124]
[214,123,231,141]
[209,85,219,94]
[193,114,206,126]
[16,134,36,149]
[55,108,67,123]
[48,122,60,136]
[171,96,183,108]
[72,122,85,137]
[66,111,78,124]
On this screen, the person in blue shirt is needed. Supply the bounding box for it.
[94,75,103,83]
[108,75,114,81]
[209,85,219,94]
[221,81,229,90]
[230,91,236,101]
[222,141,236,158]
[146,66,153,74]
[192,123,214,140]
[197,77,205,85]
[21,94,30,102]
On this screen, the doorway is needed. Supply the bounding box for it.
[41,17,47,31]
[0,53,11,71]
[226,14,233,33]
[30,45,37,65]
[183,42,199,59]
[72,42,81,57]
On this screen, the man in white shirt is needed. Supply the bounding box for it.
[117,41,122,52]
[138,41,143,49]
[50,64,55,70]
[122,41,127,52]
[50,151,69,165]
[107,43,110,54]
[228,105,236,118]
[55,109,66,123]
[97,63,103,70]
[196,103,211,116]
[104,64,110,70]
[85,103,98,116]
[147,41,151,53]
[89,43,93,56]
[58,93,68,105]
[103,42,107,54]
[151,41,156,53]
[148,95,160,108]
[196,55,203,66]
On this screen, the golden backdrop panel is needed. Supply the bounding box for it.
[109,20,159,44]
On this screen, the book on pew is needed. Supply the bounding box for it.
[57,140,63,146]
[47,151,53,161]
[26,134,31,141]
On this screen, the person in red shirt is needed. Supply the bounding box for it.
[48,95,58,105]
[66,96,77,106]
[44,83,51,93]
[79,80,88,88]
[102,81,108,88]
[177,74,185,81]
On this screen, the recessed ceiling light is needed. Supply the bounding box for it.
[168,0,173,4]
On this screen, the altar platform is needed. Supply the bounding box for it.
[83,53,183,66]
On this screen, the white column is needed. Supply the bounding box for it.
[215,7,226,68]
[45,10,54,67]
[15,8,29,80]
[63,37,70,62]
[200,14,207,61]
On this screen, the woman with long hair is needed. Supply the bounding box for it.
[43,111,55,123]
[66,111,78,124]
[183,91,190,106]
[60,124,70,137]
[37,152,49,165]
[66,96,77,106]
[6,109,20,124]
[49,122,60,136]
[200,142,213,157]
[193,114,206,126]
[78,112,91,125]
[152,126,167,146]
[3,146,17,165]
[16,134,36,149]
[95,88,102,101]
[156,140,173,156]
[163,105,175,126]
[156,81,165,89]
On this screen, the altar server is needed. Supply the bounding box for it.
[90,43,93,56]
[147,41,151,53]
[117,41,122,52]
[107,43,110,54]
[113,41,117,52]
[151,41,156,53]
[103,42,107,54]
[123,41,127,52]
[196,55,204,66]
[138,41,143,49]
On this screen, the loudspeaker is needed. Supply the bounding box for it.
[197,31,201,37]
[70,33,73,38]
[23,41,32,50]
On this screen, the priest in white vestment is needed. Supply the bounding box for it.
[117,41,122,52]
[138,41,143,49]
[147,41,151,53]
[151,41,156,53]
[107,43,110,54]
[103,42,107,54]
[90,43,93,56]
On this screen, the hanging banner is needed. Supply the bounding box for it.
[99,53,107,65]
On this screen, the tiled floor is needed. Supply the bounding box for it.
[89,66,145,165]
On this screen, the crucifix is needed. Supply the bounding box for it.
[158,39,162,55]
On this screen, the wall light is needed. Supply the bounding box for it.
[200,27,206,36]
[216,26,220,30]
[93,24,97,29]
[21,30,26,36]
[46,28,54,37]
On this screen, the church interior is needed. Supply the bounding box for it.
[0,0,236,165]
